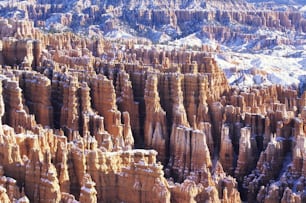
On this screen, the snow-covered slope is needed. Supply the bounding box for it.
[215,50,306,88]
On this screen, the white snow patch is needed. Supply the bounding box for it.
[170,33,218,49]
[104,30,133,40]
[215,50,306,87]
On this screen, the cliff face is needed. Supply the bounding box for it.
[0,17,305,203]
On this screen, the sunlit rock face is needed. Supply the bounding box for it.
[0,1,304,202]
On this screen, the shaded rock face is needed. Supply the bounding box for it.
[0,18,305,203]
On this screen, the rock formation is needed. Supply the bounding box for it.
[0,7,304,202]
[144,74,167,163]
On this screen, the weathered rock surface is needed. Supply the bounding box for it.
[0,15,304,203]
